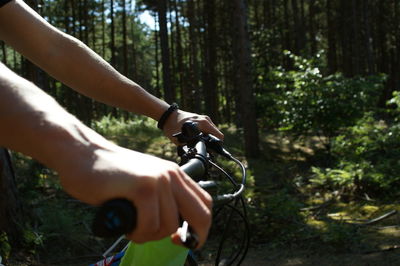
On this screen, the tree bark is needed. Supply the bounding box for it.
[326,0,338,73]
[157,0,174,103]
[204,0,219,123]
[110,0,116,67]
[122,0,128,76]
[231,0,259,158]
[0,148,23,251]
[172,0,186,109]
[187,0,201,112]
[1,42,7,66]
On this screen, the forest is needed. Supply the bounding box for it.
[1,0,400,265]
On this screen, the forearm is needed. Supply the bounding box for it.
[0,0,168,121]
[38,35,167,120]
[0,63,110,175]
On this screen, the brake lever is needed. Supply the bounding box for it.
[179,220,199,249]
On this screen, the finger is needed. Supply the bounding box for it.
[197,118,224,140]
[171,232,183,246]
[172,173,212,248]
[126,181,160,243]
[158,175,180,237]
[180,171,213,210]
[204,115,217,127]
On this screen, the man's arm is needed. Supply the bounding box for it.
[0,62,212,246]
[0,0,223,141]
[0,0,165,119]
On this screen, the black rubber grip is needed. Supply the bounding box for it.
[92,198,137,238]
[92,199,199,249]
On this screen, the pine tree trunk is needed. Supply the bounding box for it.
[172,0,186,109]
[187,0,201,112]
[122,0,128,76]
[204,0,219,123]
[1,42,7,66]
[154,12,161,98]
[231,0,259,158]
[326,0,338,73]
[157,0,174,103]
[110,0,116,67]
[0,148,23,251]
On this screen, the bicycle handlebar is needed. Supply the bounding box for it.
[91,121,246,251]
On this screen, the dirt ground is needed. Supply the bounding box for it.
[198,245,400,266]
[240,246,400,266]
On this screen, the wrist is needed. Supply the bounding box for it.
[157,103,179,130]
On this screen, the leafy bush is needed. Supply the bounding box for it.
[0,232,11,260]
[91,115,163,151]
[309,91,400,196]
[257,51,385,142]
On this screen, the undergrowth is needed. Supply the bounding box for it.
[5,115,400,264]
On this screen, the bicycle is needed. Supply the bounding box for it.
[90,121,250,266]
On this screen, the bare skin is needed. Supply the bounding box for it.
[0,0,223,247]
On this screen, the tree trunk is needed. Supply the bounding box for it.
[122,0,128,76]
[308,0,317,55]
[101,0,106,58]
[157,0,174,103]
[204,0,219,123]
[1,42,7,66]
[231,0,259,158]
[172,0,186,109]
[154,12,161,98]
[291,0,301,54]
[326,0,338,73]
[110,0,116,67]
[0,148,23,254]
[187,0,201,112]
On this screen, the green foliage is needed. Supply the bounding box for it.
[319,222,361,250]
[0,232,11,260]
[257,51,385,140]
[309,166,360,191]
[309,91,400,196]
[92,115,163,151]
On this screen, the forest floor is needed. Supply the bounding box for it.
[5,124,400,266]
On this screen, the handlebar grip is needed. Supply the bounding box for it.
[92,199,199,249]
[92,198,137,238]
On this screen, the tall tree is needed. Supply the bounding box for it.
[0,149,24,254]
[203,0,219,123]
[231,0,259,157]
[110,0,116,66]
[327,0,338,73]
[157,0,174,103]
[121,0,128,76]
[187,0,201,112]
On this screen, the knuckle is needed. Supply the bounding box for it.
[158,173,170,185]
[204,193,213,209]
[144,220,160,235]
[196,208,212,227]
[137,180,157,199]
